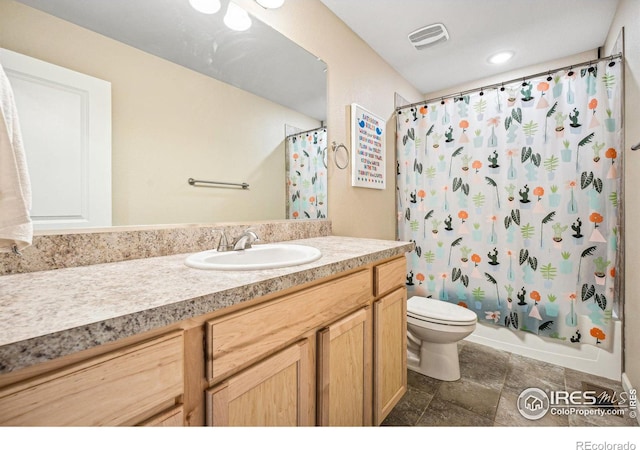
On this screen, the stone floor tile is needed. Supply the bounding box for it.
[387,341,638,428]
[381,385,434,426]
[502,353,566,397]
[407,369,442,395]
[434,378,501,420]
[458,341,510,390]
[415,396,494,426]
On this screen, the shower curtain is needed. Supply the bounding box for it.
[397,59,622,350]
[285,127,327,219]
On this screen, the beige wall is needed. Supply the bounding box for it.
[604,0,640,392]
[0,0,320,226]
[236,0,423,239]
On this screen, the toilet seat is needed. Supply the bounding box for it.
[407,296,477,326]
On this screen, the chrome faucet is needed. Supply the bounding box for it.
[215,228,260,251]
[216,229,233,252]
[232,229,259,250]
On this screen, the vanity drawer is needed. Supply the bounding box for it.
[206,269,372,383]
[374,257,406,297]
[0,331,184,426]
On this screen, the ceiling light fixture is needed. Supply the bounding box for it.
[488,51,514,65]
[256,0,285,8]
[224,2,252,31]
[189,0,221,14]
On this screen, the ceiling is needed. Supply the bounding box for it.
[319,0,621,95]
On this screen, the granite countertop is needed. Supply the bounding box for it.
[0,236,413,374]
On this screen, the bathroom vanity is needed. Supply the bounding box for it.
[0,235,412,426]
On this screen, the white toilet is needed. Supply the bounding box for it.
[406,296,477,381]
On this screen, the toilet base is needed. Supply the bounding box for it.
[407,341,461,381]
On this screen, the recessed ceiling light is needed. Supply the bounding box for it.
[488,51,514,65]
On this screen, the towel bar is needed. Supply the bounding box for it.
[188,178,249,189]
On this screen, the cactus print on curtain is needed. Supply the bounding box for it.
[397,59,622,349]
[286,127,327,220]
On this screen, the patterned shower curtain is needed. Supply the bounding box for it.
[285,127,327,219]
[397,59,622,349]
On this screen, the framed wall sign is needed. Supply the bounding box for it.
[351,103,386,189]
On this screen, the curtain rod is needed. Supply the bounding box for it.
[396,52,623,113]
[286,125,326,138]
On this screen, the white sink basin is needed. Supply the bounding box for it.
[184,243,322,271]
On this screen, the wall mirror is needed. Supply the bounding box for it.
[2,0,327,229]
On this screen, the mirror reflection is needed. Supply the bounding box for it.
[285,125,327,220]
[0,0,327,229]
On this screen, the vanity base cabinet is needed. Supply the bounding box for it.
[205,255,408,427]
[205,340,313,426]
[205,270,372,427]
[0,255,408,427]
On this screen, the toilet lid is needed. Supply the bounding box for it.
[407,296,477,323]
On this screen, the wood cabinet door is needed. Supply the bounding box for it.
[373,288,407,425]
[317,307,372,426]
[206,340,313,426]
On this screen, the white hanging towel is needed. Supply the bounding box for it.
[0,62,32,253]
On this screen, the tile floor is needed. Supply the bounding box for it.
[382,340,639,427]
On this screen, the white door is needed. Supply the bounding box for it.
[0,48,111,230]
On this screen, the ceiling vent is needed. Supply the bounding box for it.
[408,23,449,50]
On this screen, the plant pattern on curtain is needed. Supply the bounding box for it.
[397,59,622,349]
[286,128,327,219]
